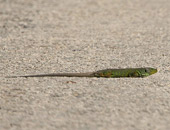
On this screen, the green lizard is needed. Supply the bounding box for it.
[6,67,157,78]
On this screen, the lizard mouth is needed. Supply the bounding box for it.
[149,68,157,75]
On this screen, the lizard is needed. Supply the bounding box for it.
[6,67,157,78]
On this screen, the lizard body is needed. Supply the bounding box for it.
[6,68,157,78]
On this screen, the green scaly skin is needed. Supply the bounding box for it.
[6,68,157,78]
[93,68,157,78]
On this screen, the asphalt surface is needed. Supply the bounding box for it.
[0,0,170,130]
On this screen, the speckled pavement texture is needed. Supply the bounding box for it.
[0,0,170,130]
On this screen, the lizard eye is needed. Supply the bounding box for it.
[145,69,148,73]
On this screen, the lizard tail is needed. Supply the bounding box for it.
[6,72,94,78]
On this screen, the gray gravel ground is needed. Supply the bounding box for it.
[0,0,170,130]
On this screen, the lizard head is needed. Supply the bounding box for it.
[140,68,157,77]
